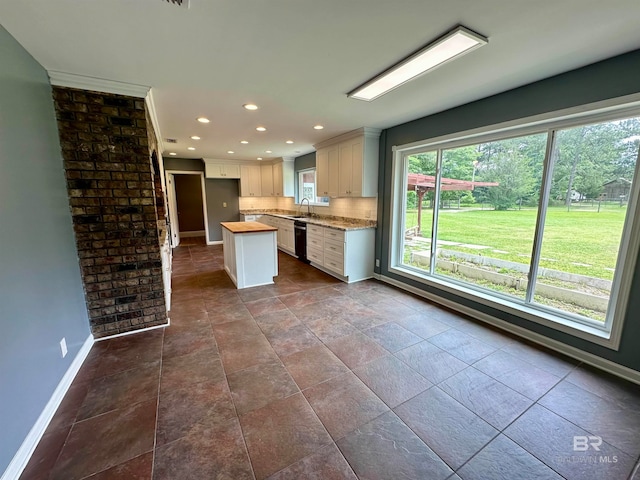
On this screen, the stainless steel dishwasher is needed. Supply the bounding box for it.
[294,220,310,263]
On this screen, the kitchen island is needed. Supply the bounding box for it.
[221,221,278,289]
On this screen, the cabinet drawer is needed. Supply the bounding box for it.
[324,228,345,242]
[323,252,344,276]
[323,238,344,259]
[307,234,324,250]
[307,246,324,264]
[308,224,324,236]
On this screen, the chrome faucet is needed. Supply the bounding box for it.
[299,197,311,216]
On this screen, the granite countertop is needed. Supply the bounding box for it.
[240,210,376,231]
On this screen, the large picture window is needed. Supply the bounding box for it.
[391,108,640,348]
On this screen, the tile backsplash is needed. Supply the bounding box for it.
[238,196,377,220]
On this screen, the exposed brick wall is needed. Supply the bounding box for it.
[53,87,168,337]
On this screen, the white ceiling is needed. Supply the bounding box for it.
[2,0,640,161]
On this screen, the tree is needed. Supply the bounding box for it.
[477,149,536,210]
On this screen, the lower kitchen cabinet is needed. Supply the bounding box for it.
[307,224,375,283]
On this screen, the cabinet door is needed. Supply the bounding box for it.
[205,163,223,178]
[327,146,340,197]
[348,139,363,196]
[338,142,352,196]
[224,164,241,179]
[338,139,363,196]
[316,149,329,196]
[240,165,262,196]
[273,162,283,196]
[261,164,274,196]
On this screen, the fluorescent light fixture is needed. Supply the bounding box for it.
[240,140,249,144]
[348,25,487,101]
[256,126,266,132]
[190,135,201,140]
[313,125,324,130]
[243,103,258,110]
[188,147,195,151]
[196,117,210,123]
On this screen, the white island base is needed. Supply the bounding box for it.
[221,221,278,289]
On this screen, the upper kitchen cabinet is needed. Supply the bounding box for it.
[260,158,294,197]
[203,160,241,179]
[316,145,339,197]
[240,165,262,197]
[261,163,274,196]
[314,127,381,198]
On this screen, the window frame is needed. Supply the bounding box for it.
[296,167,329,206]
[388,96,640,350]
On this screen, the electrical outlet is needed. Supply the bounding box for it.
[223,202,227,207]
[60,338,67,358]
[375,259,380,267]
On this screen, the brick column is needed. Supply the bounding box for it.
[53,87,168,338]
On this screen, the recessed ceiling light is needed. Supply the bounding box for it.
[265,150,272,154]
[190,135,201,140]
[240,140,249,144]
[196,117,210,123]
[227,150,235,154]
[285,140,294,144]
[313,125,324,130]
[169,152,177,156]
[256,126,267,132]
[257,157,263,160]
[243,104,259,111]
[348,25,487,101]
[187,147,196,151]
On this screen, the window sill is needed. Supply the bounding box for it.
[388,264,619,350]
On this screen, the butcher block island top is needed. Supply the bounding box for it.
[221,221,277,234]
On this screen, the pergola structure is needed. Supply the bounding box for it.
[407,173,499,234]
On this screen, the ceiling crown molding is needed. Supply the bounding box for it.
[47,71,150,98]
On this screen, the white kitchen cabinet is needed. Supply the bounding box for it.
[276,218,296,255]
[240,165,262,197]
[258,160,294,197]
[272,160,294,197]
[339,138,364,197]
[316,145,339,197]
[313,127,380,198]
[306,225,375,282]
[261,163,274,196]
[204,161,241,179]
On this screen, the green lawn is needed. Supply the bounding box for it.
[404,206,627,280]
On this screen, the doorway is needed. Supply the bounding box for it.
[165,170,210,248]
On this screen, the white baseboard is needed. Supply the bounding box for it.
[207,240,222,245]
[1,335,94,480]
[179,230,205,238]
[94,319,169,342]
[379,275,640,385]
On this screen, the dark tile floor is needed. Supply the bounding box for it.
[21,239,640,479]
